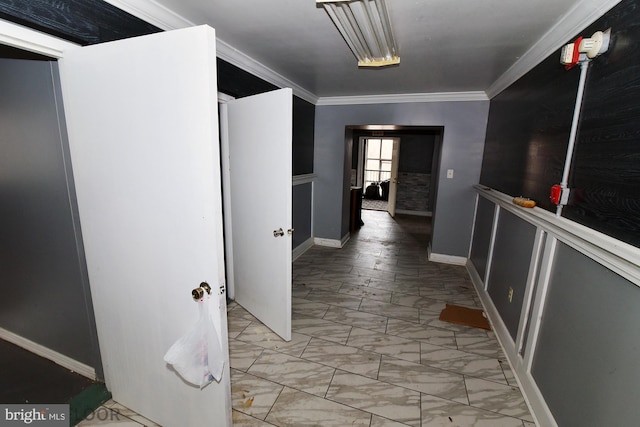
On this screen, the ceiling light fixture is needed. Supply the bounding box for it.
[317,0,400,67]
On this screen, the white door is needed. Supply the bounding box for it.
[388,139,401,217]
[58,26,231,427]
[227,89,293,341]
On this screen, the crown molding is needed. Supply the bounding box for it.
[0,18,79,58]
[486,0,622,99]
[316,91,488,106]
[104,0,318,104]
[215,38,318,104]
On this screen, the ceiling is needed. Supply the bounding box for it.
[0,0,619,102]
[104,0,617,102]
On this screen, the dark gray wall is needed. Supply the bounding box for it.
[486,210,536,339]
[292,183,313,248]
[0,58,101,370]
[532,242,640,427]
[481,0,640,248]
[292,97,315,176]
[314,101,489,257]
[469,196,494,282]
[398,134,434,174]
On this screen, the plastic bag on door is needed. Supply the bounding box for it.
[164,293,224,388]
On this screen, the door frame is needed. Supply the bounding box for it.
[387,138,401,217]
[218,92,236,300]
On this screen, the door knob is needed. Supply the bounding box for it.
[273,228,284,237]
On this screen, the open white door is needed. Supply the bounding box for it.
[227,89,293,341]
[388,139,401,217]
[58,26,231,426]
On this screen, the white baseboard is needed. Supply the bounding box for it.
[293,236,314,261]
[314,233,350,249]
[466,260,556,427]
[427,246,467,265]
[0,327,96,380]
[395,209,432,217]
[314,237,342,248]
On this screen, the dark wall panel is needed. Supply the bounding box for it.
[562,1,640,246]
[469,196,495,282]
[487,210,536,340]
[293,97,315,175]
[481,52,578,211]
[398,134,435,174]
[217,59,279,99]
[532,242,640,427]
[481,0,640,248]
[292,183,313,248]
[0,0,160,45]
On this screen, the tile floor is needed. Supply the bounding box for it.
[80,210,535,426]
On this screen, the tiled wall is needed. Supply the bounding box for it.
[396,172,430,212]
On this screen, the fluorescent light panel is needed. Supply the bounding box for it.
[318,0,399,67]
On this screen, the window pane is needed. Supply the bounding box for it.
[380,139,393,159]
[366,139,381,158]
[381,160,392,171]
[366,159,379,170]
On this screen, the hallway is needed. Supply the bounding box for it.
[228,210,534,426]
[78,210,534,426]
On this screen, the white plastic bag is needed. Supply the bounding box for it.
[164,294,224,388]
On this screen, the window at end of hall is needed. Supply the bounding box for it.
[364,138,393,190]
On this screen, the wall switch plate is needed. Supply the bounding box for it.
[447,169,454,179]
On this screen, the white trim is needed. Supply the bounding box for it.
[468,194,479,260]
[484,204,501,289]
[218,92,235,103]
[515,228,546,357]
[292,173,317,185]
[467,270,554,427]
[314,237,342,248]
[395,209,432,217]
[475,186,640,287]
[427,245,467,265]
[314,234,350,248]
[103,1,318,104]
[0,327,96,380]
[316,91,488,106]
[218,100,235,300]
[215,39,318,105]
[486,0,623,98]
[292,236,314,261]
[0,18,79,58]
[523,235,558,373]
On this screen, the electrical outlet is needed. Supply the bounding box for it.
[446,169,454,179]
[508,287,514,303]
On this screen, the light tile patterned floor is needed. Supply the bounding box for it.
[80,210,535,426]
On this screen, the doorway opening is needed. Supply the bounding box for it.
[358,136,400,214]
[0,46,106,421]
[350,127,441,219]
